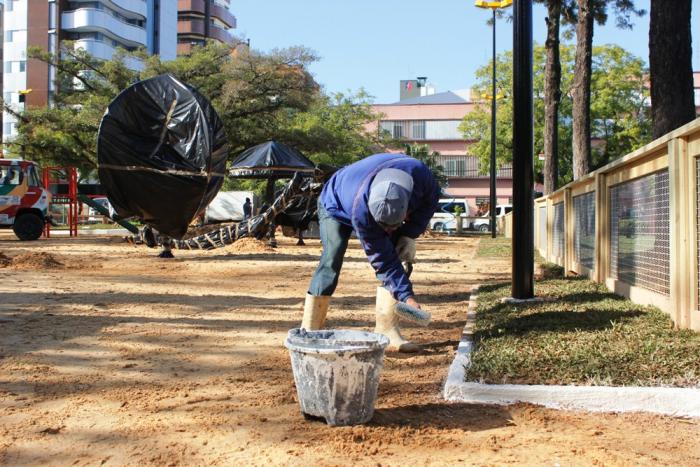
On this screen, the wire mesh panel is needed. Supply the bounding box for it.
[573,192,595,269]
[538,205,547,254]
[552,202,565,264]
[610,170,670,295]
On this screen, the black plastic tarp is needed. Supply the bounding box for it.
[97,74,228,239]
[229,141,314,178]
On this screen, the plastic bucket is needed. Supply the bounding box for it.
[285,329,390,426]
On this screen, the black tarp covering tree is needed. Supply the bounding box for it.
[97,75,228,239]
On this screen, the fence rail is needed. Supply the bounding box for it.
[534,117,700,330]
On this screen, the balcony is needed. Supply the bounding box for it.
[178,18,206,36]
[209,24,234,44]
[437,155,513,179]
[178,18,234,45]
[73,39,144,70]
[178,0,236,28]
[109,0,147,18]
[62,8,146,47]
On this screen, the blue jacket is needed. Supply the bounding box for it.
[320,153,440,301]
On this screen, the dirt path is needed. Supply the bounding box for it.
[1,233,698,466]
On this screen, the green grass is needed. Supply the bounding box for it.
[467,278,700,387]
[476,236,512,257]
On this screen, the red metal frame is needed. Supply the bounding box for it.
[43,167,78,238]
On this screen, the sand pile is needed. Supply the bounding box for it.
[225,237,275,254]
[10,252,64,269]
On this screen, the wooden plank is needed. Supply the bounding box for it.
[564,188,574,274]
[570,181,596,197]
[605,278,672,316]
[605,150,668,188]
[595,173,607,284]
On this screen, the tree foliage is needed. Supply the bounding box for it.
[459,43,649,186]
[3,42,387,179]
[403,143,448,189]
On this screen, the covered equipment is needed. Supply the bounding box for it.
[97,74,228,239]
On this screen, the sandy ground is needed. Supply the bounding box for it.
[1,231,699,466]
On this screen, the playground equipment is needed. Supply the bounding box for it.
[42,166,78,237]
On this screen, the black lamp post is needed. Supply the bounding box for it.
[511,0,534,299]
[475,0,512,238]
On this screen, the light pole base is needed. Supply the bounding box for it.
[500,296,544,305]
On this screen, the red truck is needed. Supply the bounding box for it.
[0,159,51,240]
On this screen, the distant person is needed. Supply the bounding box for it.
[2,169,15,185]
[243,198,252,220]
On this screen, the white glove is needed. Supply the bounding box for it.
[396,236,416,263]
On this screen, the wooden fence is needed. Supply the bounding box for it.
[534,118,700,330]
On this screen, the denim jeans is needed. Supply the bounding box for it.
[308,200,353,296]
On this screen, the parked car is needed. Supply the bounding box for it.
[430,198,468,231]
[471,204,513,232]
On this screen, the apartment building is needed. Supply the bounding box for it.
[177,0,236,55]
[2,0,177,143]
[371,81,515,215]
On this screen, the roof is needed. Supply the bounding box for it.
[387,91,471,106]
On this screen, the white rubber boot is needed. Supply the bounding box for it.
[374,286,420,353]
[301,294,330,330]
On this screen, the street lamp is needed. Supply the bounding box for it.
[475,0,512,238]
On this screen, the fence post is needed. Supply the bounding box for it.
[686,142,700,331]
[564,188,573,275]
[669,136,691,329]
[594,172,608,285]
[546,196,553,263]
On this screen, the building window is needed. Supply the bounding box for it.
[5,31,13,42]
[444,158,466,177]
[392,121,404,139]
[4,122,14,136]
[6,0,13,12]
[411,120,426,140]
[19,61,26,72]
[3,92,11,103]
[4,62,12,73]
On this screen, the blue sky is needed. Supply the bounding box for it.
[233,0,699,104]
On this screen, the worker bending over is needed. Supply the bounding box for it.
[302,153,440,352]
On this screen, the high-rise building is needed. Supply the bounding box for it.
[177,0,237,55]
[1,1,4,154]
[2,0,177,144]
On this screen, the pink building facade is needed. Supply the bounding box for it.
[370,90,516,216]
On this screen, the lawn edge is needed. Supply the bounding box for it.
[442,286,700,418]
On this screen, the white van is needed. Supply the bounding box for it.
[471,204,513,232]
[430,198,468,231]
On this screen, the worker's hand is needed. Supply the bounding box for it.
[395,236,416,263]
[405,296,421,309]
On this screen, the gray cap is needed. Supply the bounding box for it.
[368,168,414,227]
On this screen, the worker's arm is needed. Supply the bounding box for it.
[352,199,414,302]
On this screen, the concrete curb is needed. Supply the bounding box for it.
[443,287,700,418]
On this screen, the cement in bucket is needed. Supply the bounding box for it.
[285,329,390,426]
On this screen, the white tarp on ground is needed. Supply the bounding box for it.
[205,191,256,223]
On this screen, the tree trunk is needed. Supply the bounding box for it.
[571,0,593,180]
[649,0,695,139]
[543,0,562,194]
